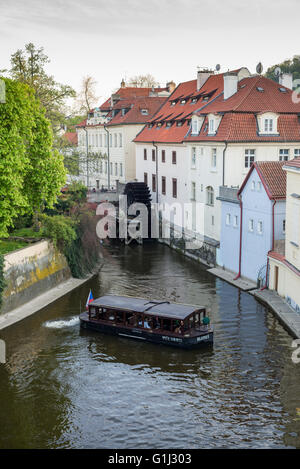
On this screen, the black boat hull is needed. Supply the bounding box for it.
[80,313,213,349]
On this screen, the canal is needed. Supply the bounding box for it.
[0,243,299,449]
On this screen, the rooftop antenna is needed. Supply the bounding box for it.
[256,62,263,75]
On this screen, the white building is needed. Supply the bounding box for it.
[135,68,300,264]
[76,81,174,190]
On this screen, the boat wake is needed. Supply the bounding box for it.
[43,317,80,329]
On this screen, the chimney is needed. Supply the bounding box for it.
[279,73,293,90]
[166,81,176,93]
[120,78,126,88]
[197,68,214,91]
[223,72,238,100]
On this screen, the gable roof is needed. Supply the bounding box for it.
[100,86,168,111]
[135,70,300,144]
[238,161,286,200]
[106,96,167,126]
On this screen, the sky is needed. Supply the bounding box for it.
[0,0,299,109]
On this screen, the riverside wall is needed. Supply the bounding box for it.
[1,240,71,314]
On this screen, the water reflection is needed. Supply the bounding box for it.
[0,243,299,448]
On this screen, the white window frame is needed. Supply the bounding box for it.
[245,149,255,169]
[249,219,254,232]
[279,149,289,161]
[211,148,217,169]
[191,147,196,168]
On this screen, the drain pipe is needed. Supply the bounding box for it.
[152,141,158,204]
[222,141,228,186]
[104,124,110,190]
[261,199,277,291]
[234,192,243,280]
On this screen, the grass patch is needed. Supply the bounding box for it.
[0,240,28,255]
[10,227,44,238]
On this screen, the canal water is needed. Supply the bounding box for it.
[0,243,299,449]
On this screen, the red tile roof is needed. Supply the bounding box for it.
[187,113,300,142]
[238,161,286,200]
[107,96,167,126]
[283,157,300,169]
[63,132,78,145]
[100,86,168,111]
[135,71,300,144]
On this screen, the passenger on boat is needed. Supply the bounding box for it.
[144,317,151,329]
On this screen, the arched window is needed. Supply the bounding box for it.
[206,186,214,206]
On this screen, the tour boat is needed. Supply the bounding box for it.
[79,294,213,349]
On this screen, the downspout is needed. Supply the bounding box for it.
[83,126,89,189]
[153,141,158,204]
[234,192,243,280]
[222,141,228,186]
[104,124,110,190]
[261,199,277,290]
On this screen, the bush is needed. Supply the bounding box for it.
[40,214,77,251]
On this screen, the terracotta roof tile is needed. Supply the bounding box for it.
[255,161,286,199]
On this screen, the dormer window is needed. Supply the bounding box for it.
[166,122,172,128]
[180,99,186,104]
[191,97,198,104]
[141,109,149,115]
[258,112,279,135]
[171,101,176,106]
[176,121,183,127]
[191,118,199,135]
[264,118,273,133]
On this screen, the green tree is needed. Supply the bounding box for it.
[7,43,76,135]
[0,77,66,236]
[265,55,300,85]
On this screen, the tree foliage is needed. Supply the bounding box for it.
[0,77,66,237]
[7,43,76,134]
[265,55,300,85]
[127,74,160,88]
[75,76,99,114]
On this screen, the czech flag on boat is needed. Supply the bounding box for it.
[86,290,94,309]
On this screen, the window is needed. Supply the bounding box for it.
[152,174,156,192]
[257,221,263,234]
[100,161,103,173]
[233,215,238,227]
[283,219,286,233]
[294,149,300,158]
[119,133,122,147]
[110,134,112,146]
[191,182,196,201]
[144,148,147,160]
[208,119,214,134]
[191,119,198,135]
[279,149,289,161]
[162,176,166,195]
[251,181,256,191]
[172,151,177,164]
[191,147,196,168]
[257,181,262,191]
[206,186,214,206]
[245,149,255,168]
[110,162,113,175]
[226,214,231,225]
[120,163,123,176]
[211,216,215,226]
[141,109,148,115]
[95,134,98,146]
[114,134,117,147]
[144,173,148,185]
[152,149,156,161]
[211,148,217,169]
[115,163,118,176]
[105,161,108,174]
[100,134,103,147]
[264,118,273,133]
[172,178,177,198]
[162,149,165,163]
[249,219,254,232]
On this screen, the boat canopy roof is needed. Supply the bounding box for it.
[89,295,205,320]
